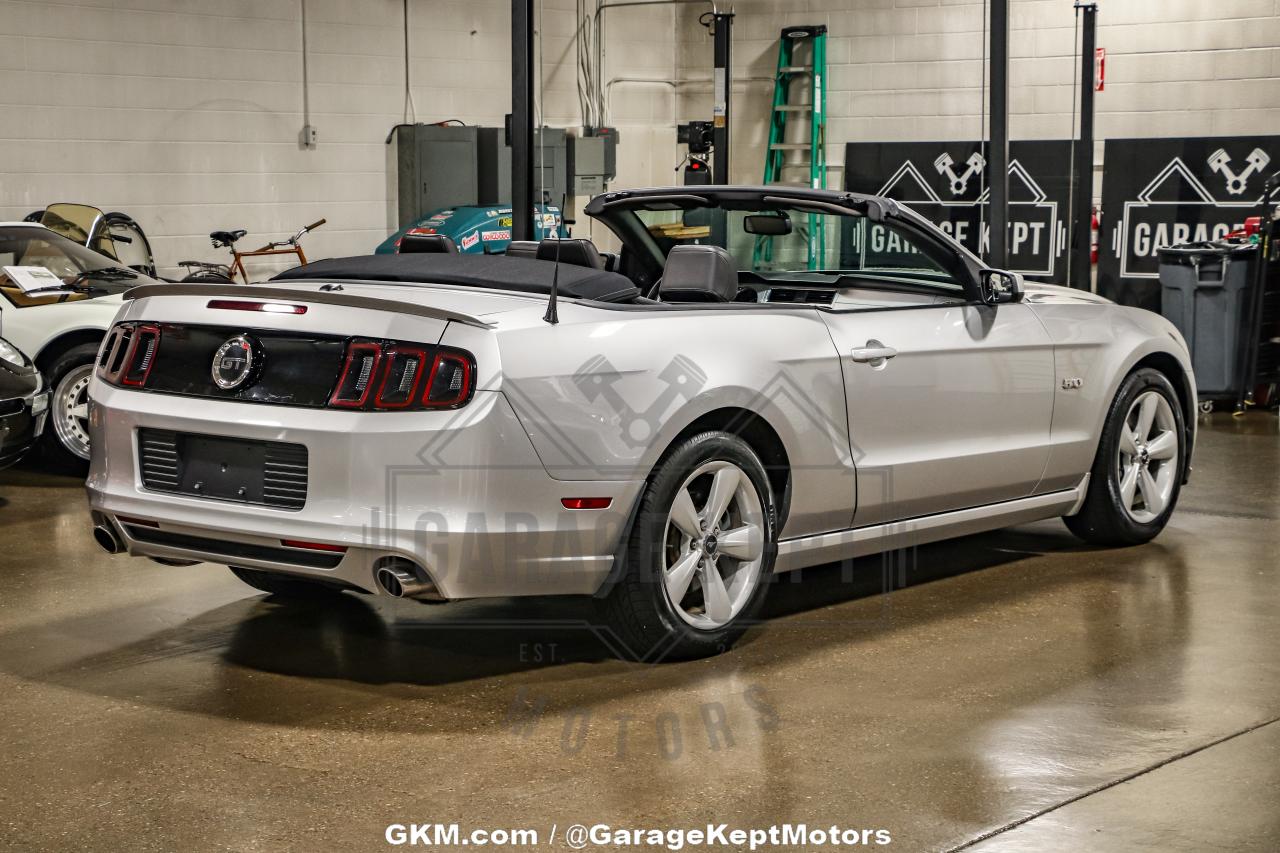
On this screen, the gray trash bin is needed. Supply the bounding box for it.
[1157,241,1257,397]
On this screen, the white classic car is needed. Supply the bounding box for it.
[86,186,1196,660]
[0,220,156,470]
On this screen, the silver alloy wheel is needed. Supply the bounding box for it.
[53,363,93,461]
[661,460,766,629]
[1116,390,1180,524]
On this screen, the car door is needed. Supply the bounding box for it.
[820,217,1056,527]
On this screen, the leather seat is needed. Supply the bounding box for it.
[504,240,539,260]
[399,234,459,254]
[535,238,605,269]
[210,229,247,248]
[658,244,739,303]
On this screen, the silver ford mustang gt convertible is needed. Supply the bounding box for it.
[86,187,1196,659]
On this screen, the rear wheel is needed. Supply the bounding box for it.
[229,566,346,599]
[40,343,99,474]
[597,431,777,661]
[1065,368,1186,546]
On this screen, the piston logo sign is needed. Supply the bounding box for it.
[1099,135,1280,310]
[845,141,1075,284]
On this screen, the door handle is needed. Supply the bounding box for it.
[850,340,897,367]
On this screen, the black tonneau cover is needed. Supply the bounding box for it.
[272,254,640,303]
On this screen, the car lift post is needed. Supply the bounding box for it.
[1072,2,1098,291]
[711,11,733,185]
[988,0,1009,269]
[511,0,535,241]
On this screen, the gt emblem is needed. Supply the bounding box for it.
[1061,377,1084,390]
[212,336,258,390]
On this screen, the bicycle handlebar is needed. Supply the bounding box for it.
[281,218,326,245]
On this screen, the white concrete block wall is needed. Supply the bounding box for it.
[677,0,1280,191]
[0,0,676,276]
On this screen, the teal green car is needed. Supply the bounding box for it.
[374,204,564,255]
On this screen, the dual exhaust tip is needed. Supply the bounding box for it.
[375,559,444,601]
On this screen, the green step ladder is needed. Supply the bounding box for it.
[755,24,828,271]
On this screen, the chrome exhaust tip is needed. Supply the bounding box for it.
[92,524,124,555]
[374,559,443,601]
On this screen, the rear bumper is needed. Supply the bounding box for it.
[86,383,643,597]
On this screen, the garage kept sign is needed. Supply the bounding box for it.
[1099,135,1280,310]
[844,140,1075,284]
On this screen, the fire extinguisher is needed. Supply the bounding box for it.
[1090,207,1100,265]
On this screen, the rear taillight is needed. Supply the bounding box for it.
[121,324,160,386]
[425,352,473,407]
[329,339,475,411]
[329,342,382,408]
[375,345,430,409]
[97,322,161,388]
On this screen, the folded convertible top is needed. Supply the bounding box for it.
[271,254,640,303]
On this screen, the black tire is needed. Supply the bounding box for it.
[229,566,345,599]
[180,272,234,284]
[596,431,778,661]
[1065,368,1186,546]
[39,342,100,474]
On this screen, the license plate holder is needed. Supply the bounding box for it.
[177,434,271,504]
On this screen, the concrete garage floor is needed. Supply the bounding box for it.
[1,415,1277,852]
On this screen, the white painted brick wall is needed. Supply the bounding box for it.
[0,0,676,276]
[677,0,1280,196]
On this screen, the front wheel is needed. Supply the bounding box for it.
[40,343,99,474]
[1065,368,1186,546]
[596,431,777,661]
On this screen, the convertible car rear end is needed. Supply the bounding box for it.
[88,262,650,601]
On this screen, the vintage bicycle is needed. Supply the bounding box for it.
[178,219,325,283]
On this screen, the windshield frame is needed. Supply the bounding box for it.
[585,186,985,303]
[0,224,155,303]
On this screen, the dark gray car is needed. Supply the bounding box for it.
[0,337,47,468]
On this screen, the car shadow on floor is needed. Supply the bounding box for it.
[0,514,1192,736]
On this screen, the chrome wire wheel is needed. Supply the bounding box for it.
[661,460,766,630]
[53,363,93,461]
[1116,390,1180,524]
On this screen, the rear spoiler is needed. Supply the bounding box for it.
[122,283,494,329]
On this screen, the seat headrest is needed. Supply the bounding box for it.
[536,238,605,269]
[504,240,539,260]
[658,244,738,303]
[400,234,458,254]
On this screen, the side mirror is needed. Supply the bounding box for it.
[979,268,1022,304]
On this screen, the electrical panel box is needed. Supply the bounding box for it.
[570,129,619,196]
[570,136,608,195]
[389,124,603,229]
[476,128,511,206]
[533,128,568,206]
[478,128,569,206]
[386,124,479,229]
